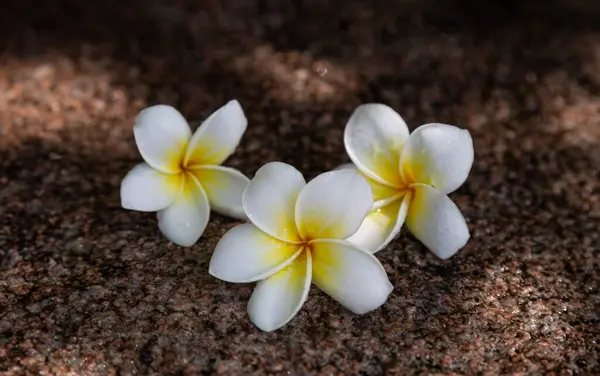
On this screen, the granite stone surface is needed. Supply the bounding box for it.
[0,0,599,374]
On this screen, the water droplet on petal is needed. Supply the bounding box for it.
[437,223,449,233]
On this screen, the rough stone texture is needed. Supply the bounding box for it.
[1,0,599,374]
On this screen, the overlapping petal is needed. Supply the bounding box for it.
[295,169,373,240]
[310,239,393,314]
[406,184,470,259]
[400,123,474,194]
[247,251,312,332]
[185,100,247,167]
[120,163,182,212]
[346,192,411,253]
[134,105,191,174]
[343,104,409,187]
[243,162,305,243]
[335,163,401,207]
[209,223,303,283]
[156,174,210,246]
[190,165,249,220]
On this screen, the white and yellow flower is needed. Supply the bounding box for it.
[342,103,473,259]
[120,100,249,247]
[209,162,393,332]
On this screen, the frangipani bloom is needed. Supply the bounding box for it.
[120,100,249,247]
[343,103,473,259]
[209,162,393,332]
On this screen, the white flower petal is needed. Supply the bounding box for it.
[247,250,312,332]
[335,163,402,207]
[184,100,247,167]
[134,105,191,174]
[310,239,393,314]
[406,184,469,259]
[400,123,474,194]
[209,223,303,283]
[334,163,355,171]
[343,103,410,187]
[156,174,210,247]
[120,163,182,212]
[190,165,249,220]
[243,162,305,243]
[346,192,411,253]
[295,169,373,240]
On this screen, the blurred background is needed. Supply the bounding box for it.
[0,0,599,374]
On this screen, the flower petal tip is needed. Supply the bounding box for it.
[119,163,180,212]
[250,319,278,332]
[159,232,203,248]
[220,99,248,129]
[225,98,243,110]
[207,264,220,280]
[120,197,134,211]
[247,307,285,332]
[434,231,470,260]
[165,234,199,248]
[134,104,189,132]
[224,99,248,122]
[207,259,244,283]
[352,279,394,315]
[137,103,177,115]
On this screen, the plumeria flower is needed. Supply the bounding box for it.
[209,162,393,332]
[342,103,473,259]
[120,100,249,247]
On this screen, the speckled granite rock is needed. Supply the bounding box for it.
[0,0,599,374]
